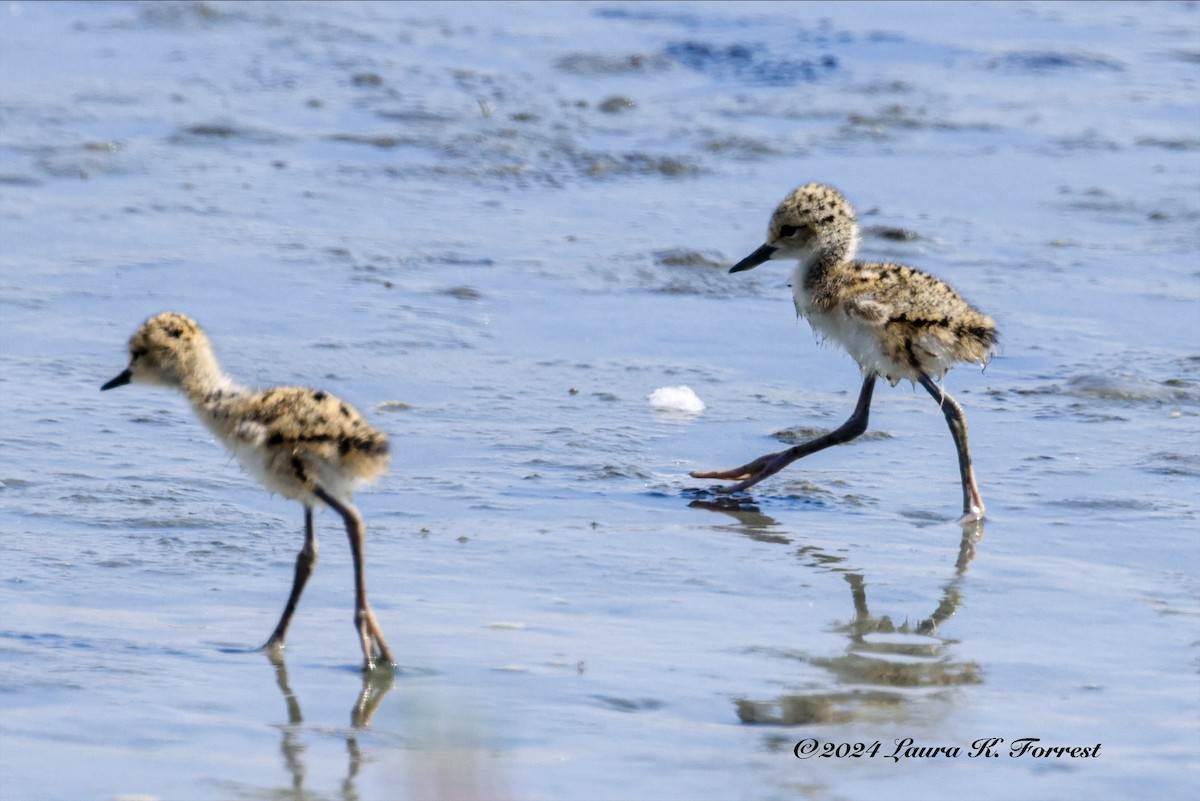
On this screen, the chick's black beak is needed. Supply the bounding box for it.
[729,243,778,273]
[101,369,132,391]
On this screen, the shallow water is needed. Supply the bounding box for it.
[1,1,1198,799]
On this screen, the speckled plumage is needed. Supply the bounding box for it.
[693,184,997,520]
[761,183,996,383]
[103,311,395,669]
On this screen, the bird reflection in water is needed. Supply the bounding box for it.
[258,655,510,800]
[688,498,984,725]
[266,650,393,799]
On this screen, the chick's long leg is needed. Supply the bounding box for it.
[691,374,877,493]
[313,487,396,670]
[917,373,985,521]
[263,506,318,654]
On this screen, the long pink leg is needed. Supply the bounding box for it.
[313,487,395,670]
[692,375,877,493]
[263,507,318,654]
[917,374,985,521]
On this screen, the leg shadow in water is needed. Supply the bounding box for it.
[743,523,983,725]
[255,655,513,801]
[689,499,985,725]
[266,650,395,797]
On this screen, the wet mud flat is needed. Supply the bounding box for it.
[1,2,1198,800]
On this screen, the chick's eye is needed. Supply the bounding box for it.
[131,348,147,361]
[780,225,799,238]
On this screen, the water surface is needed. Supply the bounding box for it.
[1,2,1197,799]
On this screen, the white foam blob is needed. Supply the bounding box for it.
[648,385,706,414]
